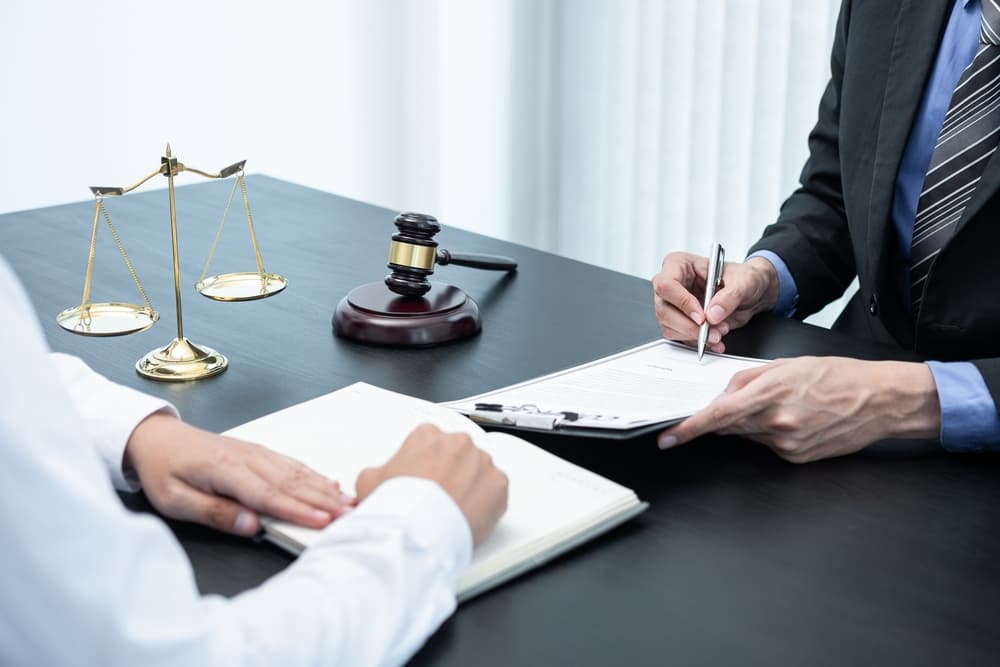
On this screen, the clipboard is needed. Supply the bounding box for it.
[459,403,681,440]
[440,339,770,440]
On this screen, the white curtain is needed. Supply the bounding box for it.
[426,0,850,323]
[507,1,842,270]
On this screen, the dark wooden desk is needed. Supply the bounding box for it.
[3,176,998,666]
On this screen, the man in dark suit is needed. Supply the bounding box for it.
[652,0,1000,461]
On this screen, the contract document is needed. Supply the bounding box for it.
[441,340,768,438]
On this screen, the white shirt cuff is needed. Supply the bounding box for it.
[48,353,178,491]
[319,476,473,586]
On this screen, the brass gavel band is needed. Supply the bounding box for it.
[388,240,437,270]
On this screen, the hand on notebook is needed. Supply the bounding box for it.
[354,423,509,546]
[657,357,941,463]
[125,412,352,536]
[652,253,779,354]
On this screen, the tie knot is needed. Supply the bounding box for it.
[982,1,1000,46]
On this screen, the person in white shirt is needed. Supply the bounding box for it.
[0,256,508,667]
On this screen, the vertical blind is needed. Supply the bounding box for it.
[420,0,848,323]
[504,0,843,277]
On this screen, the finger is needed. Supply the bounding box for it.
[705,266,759,324]
[161,483,261,536]
[248,452,351,514]
[724,364,771,393]
[219,438,352,514]
[656,251,708,284]
[654,296,704,343]
[652,260,709,326]
[657,391,757,449]
[407,422,445,446]
[704,286,743,325]
[209,466,337,529]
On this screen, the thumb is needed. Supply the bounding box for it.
[705,267,758,324]
[705,286,741,325]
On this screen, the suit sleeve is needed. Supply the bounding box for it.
[746,0,858,318]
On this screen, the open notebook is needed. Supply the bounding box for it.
[224,382,647,602]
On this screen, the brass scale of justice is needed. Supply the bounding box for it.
[57,145,517,382]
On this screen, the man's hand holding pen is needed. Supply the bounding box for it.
[651,252,781,355]
[651,250,941,462]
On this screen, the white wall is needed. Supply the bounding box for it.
[0,1,508,224]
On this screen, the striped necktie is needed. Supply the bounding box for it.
[910,1,1000,312]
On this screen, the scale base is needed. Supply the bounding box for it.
[136,337,228,381]
[333,281,481,346]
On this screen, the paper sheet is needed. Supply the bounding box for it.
[442,340,767,429]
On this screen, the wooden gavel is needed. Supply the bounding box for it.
[384,212,517,296]
[333,212,518,346]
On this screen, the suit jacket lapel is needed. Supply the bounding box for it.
[865,0,952,343]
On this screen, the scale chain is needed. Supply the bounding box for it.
[98,199,154,313]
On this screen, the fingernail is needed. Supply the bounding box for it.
[234,510,257,535]
[689,311,702,324]
[718,322,730,336]
[311,509,333,523]
[708,329,721,344]
[658,435,678,450]
[708,305,726,323]
[339,491,354,505]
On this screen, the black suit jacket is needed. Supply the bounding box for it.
[748,0,1000,409]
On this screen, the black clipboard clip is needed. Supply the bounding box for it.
[469,403,620,430]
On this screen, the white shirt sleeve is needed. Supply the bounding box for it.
[0,256,472,667]
[48,352,178,491]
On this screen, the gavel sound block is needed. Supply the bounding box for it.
[332,212,517,346]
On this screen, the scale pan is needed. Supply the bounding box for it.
[56,302,159,337]
[196,272,288,302]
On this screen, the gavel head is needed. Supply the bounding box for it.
[385,212,441,296]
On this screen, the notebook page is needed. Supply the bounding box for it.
[225,382,486,499]
[460,431,637,589]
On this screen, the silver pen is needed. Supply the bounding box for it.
[697,243,725,361]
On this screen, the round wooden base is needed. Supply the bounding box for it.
[332,281,481,346]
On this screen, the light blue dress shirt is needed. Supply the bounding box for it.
[752,0,1000,452]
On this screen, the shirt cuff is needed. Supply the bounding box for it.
[746,250,799,318]
[326,476,473,586]
[48,353,178,491]
[926,361,1000,452]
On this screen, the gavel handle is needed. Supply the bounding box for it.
[437,249,518,271]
